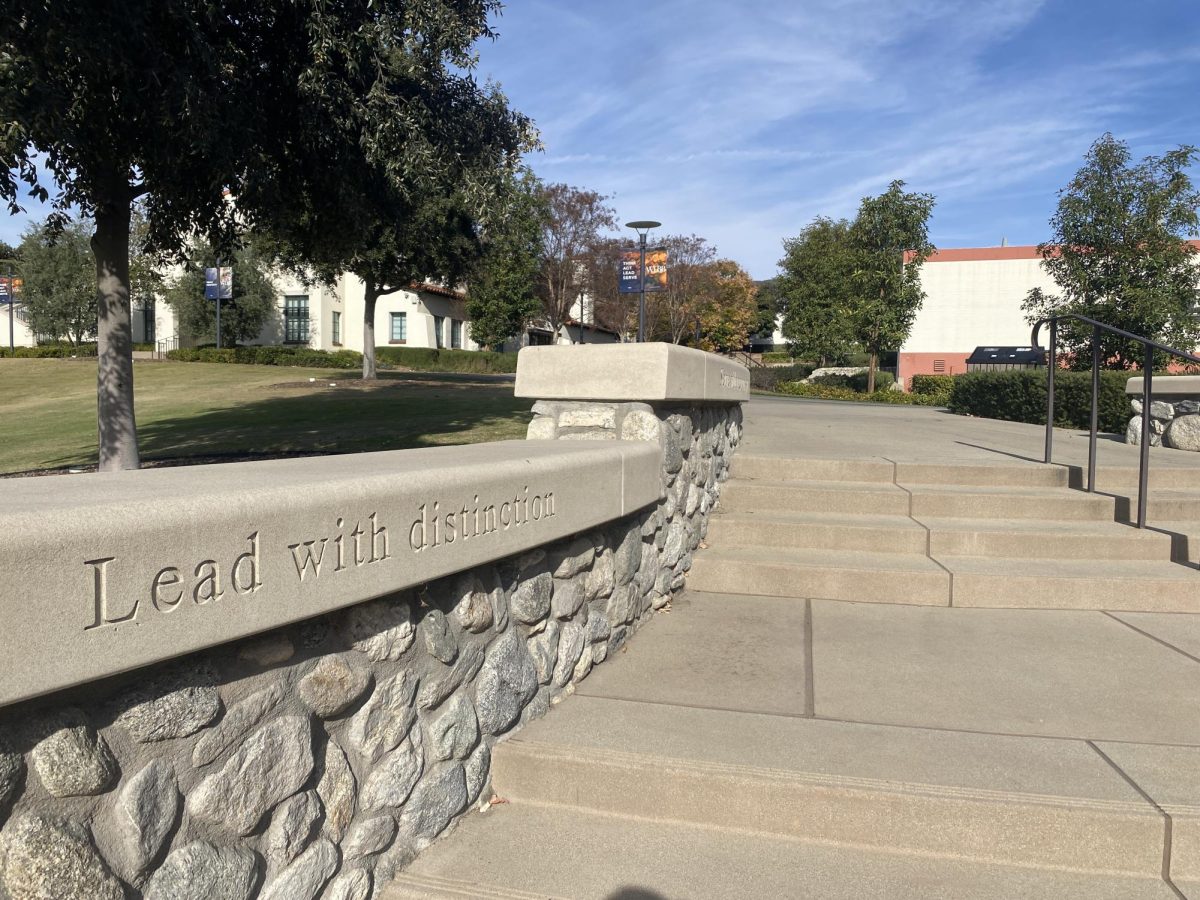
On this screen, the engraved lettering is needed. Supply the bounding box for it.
[193,561,224,604]
[85,557,140,630]
[232,532,262,594]
[289,539,329,581]
[370,512,390,561]
[501,501,511,528]
[351,521,366,565]
[409,504,427,552]
[152,567,184,612]
[445,511,456,543]
[334,518,346,571]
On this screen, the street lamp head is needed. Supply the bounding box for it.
[624,220,661,232]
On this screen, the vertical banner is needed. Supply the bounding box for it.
[643,248,668,292]
[618,249,669,294]
[204,267,233,300]
[619,251,642,294]
[0,277,20,303]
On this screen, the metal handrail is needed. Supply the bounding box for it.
[1031,313,1200,528]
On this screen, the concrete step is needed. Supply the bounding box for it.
[384,802,1177,900]
[895,460,1072,487]
[945,555,1200,611]
[706,510,928,554]
[481,697,1170,878]
[687,546,950,604]
[732,454,894,483]
[907,483,1116,520]
[924,517,1174,560]
[709,510,1173,560]
[718,478,910,515]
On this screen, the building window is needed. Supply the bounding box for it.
[139,300,155,343]
[284,295,309,343]
[389,312,407,343]
[451,319,462,349]
[331,311,341,345]
[434,315,445,349]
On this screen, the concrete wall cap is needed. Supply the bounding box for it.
[0,440,661,708]
[514,343,749,403]
[1125,375,1200,397]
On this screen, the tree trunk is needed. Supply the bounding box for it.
[363,282,378,380]
[867,349,878,394]
[92,196,139,471]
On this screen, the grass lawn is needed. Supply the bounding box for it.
[0,359,531,474]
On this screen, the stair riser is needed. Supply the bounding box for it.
[706,519,928,555]
[929,530,1172,561]
[732,457,894,484]
[687,557,949,605]
[492,745,1165,877]
[910,493,1115,521]
[720,484,910,516]
[950,572,1200,612]
[895,463,1070,488]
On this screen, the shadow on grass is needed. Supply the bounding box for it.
[34,378,531,471]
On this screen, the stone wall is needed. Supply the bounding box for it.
[1125,398,1200,449]
[0,401,742,899]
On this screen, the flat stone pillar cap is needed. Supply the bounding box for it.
[1125,375,1200,396]
[515,343,749,403]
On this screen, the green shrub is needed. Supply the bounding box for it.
[778,381,944,405]
[946,370,1138,433]
[0,343,98,358]
[761,351,798,364]
[809,370,895,393]
[751,363,813,392]
[373,346,517,374]
[166,346,363,368]
[910,374,955,403]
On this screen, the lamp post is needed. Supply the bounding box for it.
[625,220,660,342]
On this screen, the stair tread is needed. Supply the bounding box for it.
[724,476,904,493]
[385,802,1176,900]
[945,555,1199,580]
[695,545,946,572]
[497,695,1164,807]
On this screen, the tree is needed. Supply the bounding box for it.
[164,239,278,347]
[537,184,617,342]
[848,181,936,392]
[582,236,633,339]
[648,234,718,343]
[778,217,857,364]
[0,0,528,468]
[466,169,547,350]
[694,260,759,352]
[0,240,20,263]
[752,277,783,344]
[1022,134,1200,369]
[18,218,96,345]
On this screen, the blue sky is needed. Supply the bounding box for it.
[476,0,1200,278]
[2,1,1197,280]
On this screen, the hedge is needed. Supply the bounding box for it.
[750,363,813,392]
[0,343,98,358]
[374,346,518,374]
[946,370,1138,434]
[167,346,363,368]
[810,370,895,393]
[910,374,955,404]
[761,351,798,364]
[778,381,945,406]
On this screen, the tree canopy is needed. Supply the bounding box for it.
[164,238,278,348]
[18,218,96,345]
[848,181,936,391]
[778,217,857,365]
[536,184,617,342]
[694,260,759,352]
[465,169,547,350]
[1022,134,1200,369]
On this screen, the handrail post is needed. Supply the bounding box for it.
[1044,318,1057,464]
[1137,343,1152,528]
[1088,325,1100,492]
